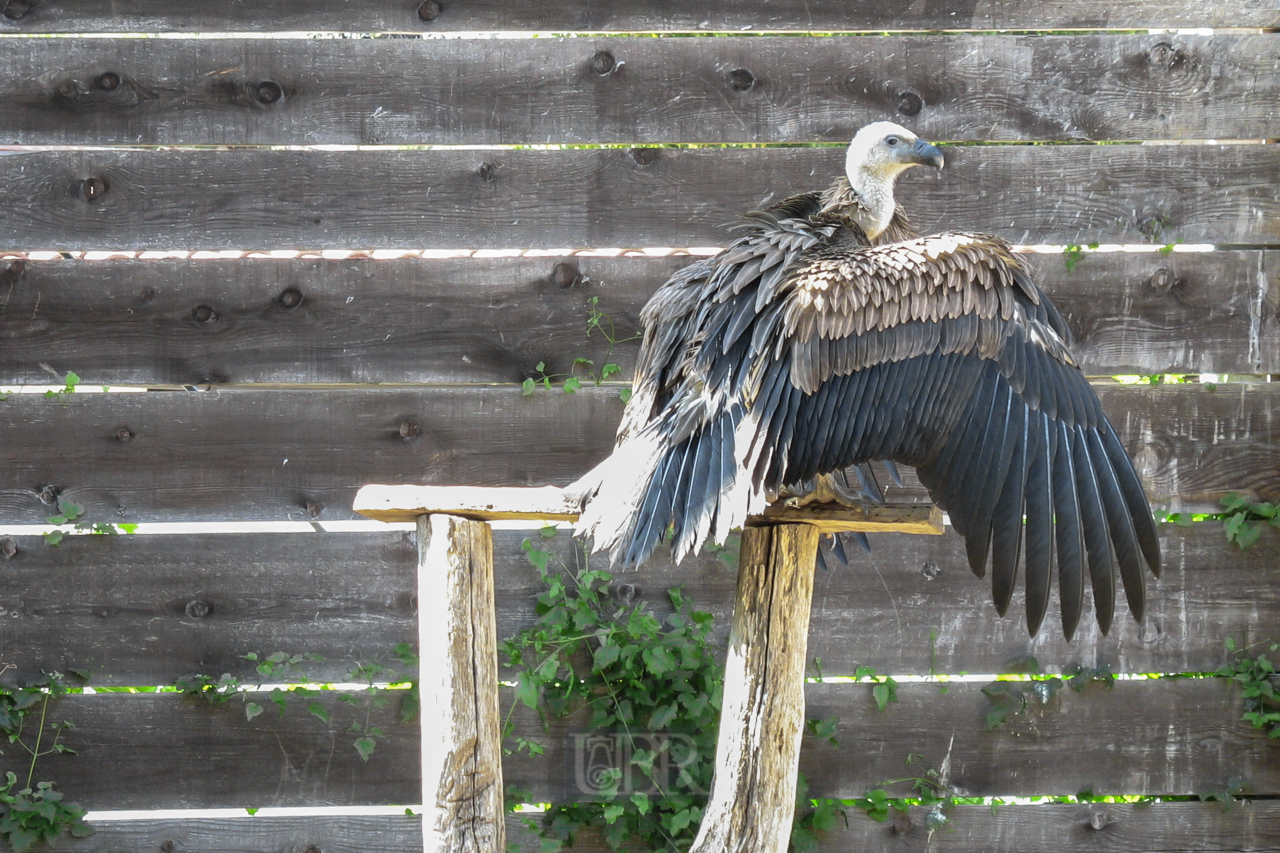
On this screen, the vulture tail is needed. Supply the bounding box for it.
[574,410,744,569]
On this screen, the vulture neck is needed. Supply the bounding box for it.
[821,174,898,241]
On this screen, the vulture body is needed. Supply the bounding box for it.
[572,122,1160,639]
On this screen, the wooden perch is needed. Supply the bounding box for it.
[354,483,943,534]
[356,483,943,853]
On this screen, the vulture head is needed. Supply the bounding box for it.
[844,121,945,238]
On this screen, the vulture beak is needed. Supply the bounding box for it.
[908,138,945,170]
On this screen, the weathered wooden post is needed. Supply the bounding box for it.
[356,484,941,853]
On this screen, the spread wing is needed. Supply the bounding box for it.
[737,233,1161,637]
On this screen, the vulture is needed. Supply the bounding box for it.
[571,122,1160,639]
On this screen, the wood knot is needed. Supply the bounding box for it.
[4,259,23,277]
[590,50,617,76]
[184,600,212,619]
[39,485,60,505]
[1147,268,1179,293]
[892,810,914,833]
[0,538,16,559]
[115,427,134,443]
[399,420,422,441]
[2,0,32,20]
[96,72,121,91]
[550,262,582,289]
[896,91,924,116]
[305,501,323,518]
[630,147,659,166]
[278,287,304,308]
[81,177,107,201]
[254,81,284,104]
[160,841,175,853]
[920,561,940,580]
[727,68,755,91]
[416,1,441,22]
[477,160,499,182]
[1085,804,1115,830]
[304,847,322,853]
[139,287,157,303]
[1147,41,1185,70]
[192,305,219,324]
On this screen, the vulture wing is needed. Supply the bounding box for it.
[736,232,1161,637]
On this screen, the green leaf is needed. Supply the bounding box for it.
[244,702,264,721]
[354,736,377,761]
[521,378,535,396]
[602,803,625,824]
[308,702,329,723]
[563,376,582,393]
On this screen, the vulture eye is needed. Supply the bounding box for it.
[885,136,900,146]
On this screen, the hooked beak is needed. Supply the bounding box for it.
[908,138,945,170]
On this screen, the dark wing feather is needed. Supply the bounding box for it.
[745,232,1160,636]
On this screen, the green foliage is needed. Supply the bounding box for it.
[43,498,138,546]
[43,371,79,403]
[981,661,1113,730]
[522,296,638,400]
[849,754,960,833]
[1217,638,1279,739]
[1062,242,1099,271]
[1218,494,1279,550]
[0,673,92,850]
[503,527,722,851]
[176,645,417,762]
[853,666,898,711]
[790,774,848,853]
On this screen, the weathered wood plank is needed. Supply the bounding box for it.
[18,681,1277,810]
[48,816,423,853]
[0,0,1273,33]
[3,35,1275,145]
[484,522,1280,678]
[0,383,1273,524]
[0,531,417,686]
[1,251,1271,386]
[502,679,1280,800]
[7,693,419,810]
[0,145,1274,251]
[507,802,1280,853]
[1,522,1272,688]
[36,802,1280,853]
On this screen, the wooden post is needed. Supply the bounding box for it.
[689,523,820,853]
[354,485,940,853]
[418,513,505,853]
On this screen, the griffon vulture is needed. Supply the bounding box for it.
[572,122,1160,639]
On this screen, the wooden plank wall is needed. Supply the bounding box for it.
[0,2,1276,851]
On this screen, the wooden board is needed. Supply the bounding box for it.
[485,523,1280,678]
[36,802,1280,853]
[502,679,1280,800]
[11,693,419,810]
[0,383,1274,524]
[0,251,1271,387]
[0,531,417,686]
[0,522,1274,686]
[507,802,1280,853]
[46,816,423,853]
[0,144,1275,251]
[15,681,1277,809]
[0,0,1274,33]
[3,35,1275,145]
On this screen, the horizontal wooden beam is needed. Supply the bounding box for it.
[0,251,1270,388]
[1,145,1275,251]
[354,484,944,535]
[0,0,1274,33]
[2,35,1275,145]
[0,383,1274,524]
[0,522,1273,687]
